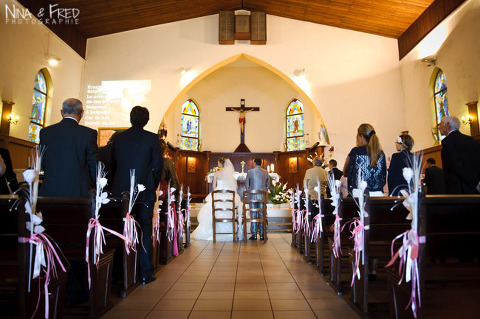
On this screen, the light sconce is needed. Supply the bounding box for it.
[45,54,61,66]
[462,114,474,125]
[421,56,436,67]
[179,67,191,75]
[293,68,307,76]
[6,114,19,125]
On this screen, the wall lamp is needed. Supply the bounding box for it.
[6,114,19,125]
[462,114,474,125]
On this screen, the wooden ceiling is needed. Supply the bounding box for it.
[49,0,435,39]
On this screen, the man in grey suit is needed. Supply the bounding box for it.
[246,158,270,240]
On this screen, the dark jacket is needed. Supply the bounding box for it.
[441,130,480,194]
[0,148,19,194]
[388,150,414,196]
[111,126,163,203]
[424,165,445,194]
[39,118,97,196]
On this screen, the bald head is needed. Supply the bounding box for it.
[61,98,84,121]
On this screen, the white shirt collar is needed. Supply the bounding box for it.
[64,116,79,123]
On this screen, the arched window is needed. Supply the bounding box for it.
[433,69,449,140]
[286,99,305,151]
[180,99,199,151]
[28,70,48,143]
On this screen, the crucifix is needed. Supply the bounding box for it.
[226,99,260,150]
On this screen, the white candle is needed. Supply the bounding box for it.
[271,164,274,172]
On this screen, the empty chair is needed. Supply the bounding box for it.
[211,189,239,243]
[242,190,267,243]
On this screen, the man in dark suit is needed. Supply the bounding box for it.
[111,106,162,285]
[326,159,343,198]
[246,158,270,241]
[0,148,19,194]
[423,158,445,194]
[439,116,480,194]
[40,98,97,197]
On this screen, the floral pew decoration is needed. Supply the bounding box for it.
[310,181,324,242]
[86,162,128,288]
[386,155,423,318]
[346,171,368,287]
[165,184,179,256]
[327,174,342,258]
[288,185,303,235]
[13,146,67,319]
[123,169,145,254]
[152,186,164,245]
[176,185,185,243]
[302,181,311,238]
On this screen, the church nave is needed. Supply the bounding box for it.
[101,234,359,319]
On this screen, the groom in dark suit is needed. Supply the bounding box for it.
[246,158,270,240]
[111,106,163,285]
[439,116,480,194]
[40,98,97,197]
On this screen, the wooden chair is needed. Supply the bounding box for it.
[242,190,267,243]
[211,189,238,243]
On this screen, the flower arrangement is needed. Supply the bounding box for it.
[208,166,220,174]
[268,179,290,204]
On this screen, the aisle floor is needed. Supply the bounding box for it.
[102,234,360,319]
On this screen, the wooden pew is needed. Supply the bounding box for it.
[328,196,358,295]
[37,195,115,318]
[156,197,174,265]
[349,195,410,317]
[180,196,191,248]
[315,197,335,275]
[304,198,319,264]
[0,195,68,319]
[387,195,480,319]
[98,193,138,298]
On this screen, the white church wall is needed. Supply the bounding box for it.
[84,14,404,166]
[168,63,321,152]
[0,0,85,140]
[400,0,480,150]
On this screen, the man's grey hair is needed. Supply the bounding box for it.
[62,98,83,115]
[442,116,461,130]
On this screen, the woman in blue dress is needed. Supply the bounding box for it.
[343,123,387,196]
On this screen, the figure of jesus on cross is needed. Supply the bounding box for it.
[226,99,260,146]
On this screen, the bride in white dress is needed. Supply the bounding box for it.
[192,157,243,241]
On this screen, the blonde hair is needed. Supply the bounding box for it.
[358,123,383,167]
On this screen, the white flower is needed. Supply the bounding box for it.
[137,184,146,192]
[335,180,341,187]
[100,192,110,204]
[272,179,277,186]
[402,168,413,184]
[23,169,37,183]
[397,136,403,143]
[99,177,108,188]
[359,181,367,191]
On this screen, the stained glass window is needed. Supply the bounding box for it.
[433,69,449,140]
[286,99,305,151]
[180,99,199,151]
[28,70,48,143]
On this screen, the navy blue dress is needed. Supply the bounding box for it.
[387,150,414,196]
[346,146,386,195]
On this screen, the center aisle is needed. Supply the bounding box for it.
[102,234,359,319]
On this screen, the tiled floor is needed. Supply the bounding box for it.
[102,234,360,319]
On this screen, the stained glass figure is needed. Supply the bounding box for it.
[28,70,48,143]
[286,99,305,151]
[433,69,449,140]
[180,99,199,151]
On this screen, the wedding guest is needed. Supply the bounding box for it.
[388,133,414,196]
[246,158,270,240]
[111,106,163,285]
[439,116,480,194]
[423,158,445,194]
[304,158,328,198]
[326,159,343,198]
[40,98,97,197]
[0,148,18,194]
[343,123,386,196]
[159,139,179,197]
